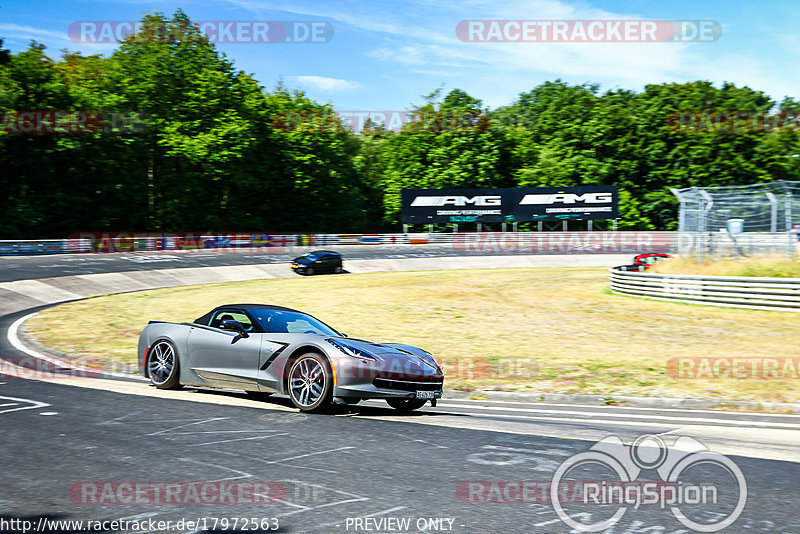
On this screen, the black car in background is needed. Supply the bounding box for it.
[291,250,344,275]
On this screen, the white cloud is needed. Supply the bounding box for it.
[0,23,70,43]
[220,0,800,105]
[292,75,361,92]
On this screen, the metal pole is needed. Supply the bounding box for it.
[698,190,714,264]
[670,188,685,254]
[513,222,518,232]
[537,221,543,232]
[428,224,433,233]
[612,219,618,231]
[477,222,482,232]
[502,222,507,232]
[587,220,593,231]
[453,223,458,233]
[403,224,408,234]
[787,192,794,260]
[766,192,778,233]
[562,220,568,231]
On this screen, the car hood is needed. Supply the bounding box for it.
[293,257,312,264]
[332,337,442,376]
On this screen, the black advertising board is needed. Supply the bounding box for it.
[401,186,619,223]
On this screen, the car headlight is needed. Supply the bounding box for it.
[418,349,441,371]
[325,338,378,362]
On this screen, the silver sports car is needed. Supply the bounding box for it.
[138,304,444,412]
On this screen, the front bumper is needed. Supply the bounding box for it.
[332,357,444,400]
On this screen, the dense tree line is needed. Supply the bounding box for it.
[1,10,798,238]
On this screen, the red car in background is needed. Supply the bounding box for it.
[615,253,672,272]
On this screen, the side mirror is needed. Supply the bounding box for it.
[220,319,249,338]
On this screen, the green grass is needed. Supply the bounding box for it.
[26,267,800,403]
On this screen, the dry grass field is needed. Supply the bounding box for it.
[26,267,800,403]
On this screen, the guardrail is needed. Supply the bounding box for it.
[609,269,800,312]
[0,231,680,256]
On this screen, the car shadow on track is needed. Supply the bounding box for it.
[179,387,465,417]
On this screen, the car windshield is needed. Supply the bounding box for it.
[248,309,340,336]
[302,253,318,260]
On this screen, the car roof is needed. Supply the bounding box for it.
[308,250,339,255]
[215,303,302,312]
[194,303,305,325]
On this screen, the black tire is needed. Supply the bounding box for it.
[245,391,272,401]
[333,266,343,274]
[147,340,182,389]
[306,267,315,276]
[386,398,427,412]
[287,353,332,412]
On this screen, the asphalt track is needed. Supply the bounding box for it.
[2,252,800,533]
[0,246,465,283]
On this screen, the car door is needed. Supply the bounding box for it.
[315,253,331,272]
[184,309,263,389]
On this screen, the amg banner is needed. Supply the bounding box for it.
[401,186,619,223]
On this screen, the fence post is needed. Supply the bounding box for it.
[698,190,714,264]
[764,192,778,233]
[787,191,794,260]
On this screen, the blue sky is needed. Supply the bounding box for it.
[2,0,799,113]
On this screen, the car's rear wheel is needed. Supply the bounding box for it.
[333,266,342,274]
[386,398,427,412]
[306,267,315,276]
[147,340,181,389]
[288,353,332,412]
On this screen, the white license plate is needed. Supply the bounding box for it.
[416,390,435,399]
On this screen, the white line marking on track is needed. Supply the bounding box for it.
[442,398,800,418]
[143,417,229,436]
[187,433,288,446]
[433,402,800,429]
[7,312,147,381]
[261,446,355,465]
[180,458,255,482]
[0,395,49,415]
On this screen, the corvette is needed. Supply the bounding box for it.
[138,304,444,412]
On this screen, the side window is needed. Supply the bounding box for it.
[211,310,254,331]
[286,318,315,333]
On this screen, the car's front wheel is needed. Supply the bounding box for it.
[288,353,332,412]
[306,267,315,276]
[386,398,427,412]
[147,340,181,389]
